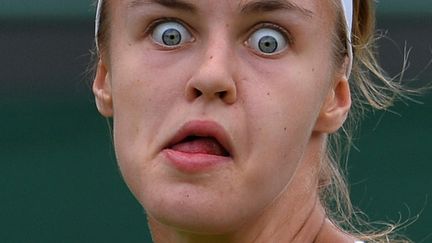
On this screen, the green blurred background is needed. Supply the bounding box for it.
[1,1,431,242]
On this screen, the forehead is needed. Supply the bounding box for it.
[108,0,335,22]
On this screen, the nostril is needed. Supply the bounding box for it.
[193,88,203,98]
[185,80,236,104]
[218,91,227,99]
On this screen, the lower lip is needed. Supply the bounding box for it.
[163,149,231,173]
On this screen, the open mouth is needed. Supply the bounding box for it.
[164,120,233,158]
[169,135,230,157]
[162,120,233,173]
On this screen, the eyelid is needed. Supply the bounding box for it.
[145,17,181,35]
[249,22,294,45]
[144,17,196,47]
[244,22,294,57]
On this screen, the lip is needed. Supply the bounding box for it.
[162,120,234,173]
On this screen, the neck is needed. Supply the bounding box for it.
[149,201,326,243]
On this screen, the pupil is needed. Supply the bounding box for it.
[259,36,278,53]
[163,28,181,46]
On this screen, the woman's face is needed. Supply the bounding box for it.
[95,0,348,234]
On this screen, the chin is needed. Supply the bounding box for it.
[138,179,251,235]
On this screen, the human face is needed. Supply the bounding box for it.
[95,0,344,234]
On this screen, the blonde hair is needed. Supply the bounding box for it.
[319,1,419,242]
[93,0,420,242]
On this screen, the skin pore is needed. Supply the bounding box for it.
[93,0,355,242]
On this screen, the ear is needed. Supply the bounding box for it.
[93,60,113,117]
[314,67,352,133]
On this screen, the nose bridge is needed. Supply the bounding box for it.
[185,24,237,104]
[202,25,233,74]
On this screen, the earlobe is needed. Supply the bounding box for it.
[314,73,352,134]
[93,60,113,117]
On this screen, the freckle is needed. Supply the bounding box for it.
[284,127,287,131]
[225,24,229,28]
[312,68,315,72]
[209,56,213,59]
[267,92,270,96]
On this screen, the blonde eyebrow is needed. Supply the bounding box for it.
[240,0,313,18]
[128,0,197,13]
[127,0,312,18]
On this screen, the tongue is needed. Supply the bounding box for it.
[171,137,228,156]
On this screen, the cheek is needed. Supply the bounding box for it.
[109,48,192,139]
[238,61,329,187]
[241,58,328,145]
[107,52,190,183]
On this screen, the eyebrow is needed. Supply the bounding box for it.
[127,0,313,18]
[128,0,197,13]
[240,0,313,18]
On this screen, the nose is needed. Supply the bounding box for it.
[185,37,237,105]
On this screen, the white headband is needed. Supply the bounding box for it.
[340,0,353,76]
[95,0,103,49]
[95,0,353,75]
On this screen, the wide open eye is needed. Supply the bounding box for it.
[248,27,288,55]
[151,21,192,47]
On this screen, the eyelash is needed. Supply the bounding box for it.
[248,22,294,45]
[144,17,192,38]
